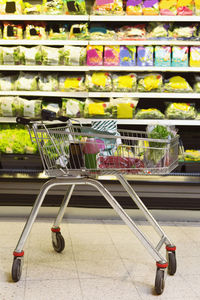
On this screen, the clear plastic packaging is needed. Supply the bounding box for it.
[62,45,86,66]
[0,0,23,14]
[43,0,64,14]
[62,98,84,117]
[18,97,42,118]
[126,0,143,15]
[159,0,177,15]
[38,73,59,91]
[83,98,111,118]
[92,0,123,15]
[0,74,16,90]
[104,46,120,66]
[135,108,165,119]
[142,0,159,15]
[112,73,137,92]
[59,74,85,92]
[3,22,23,39]
[117,25,146,40]
[41,46,62,65]
[0,96,18,116]
[177,0,194,15]
[86,45,103,66]
[0,46,20,65]
[110,97,138,118]
[163,76,193,92]
[15,72,38,91]
[85,72,112,92]
[137,73,163,92]
[25,23,47,40]
[19,46,42,65]
[64,0,87,14]
[165,102,197,119]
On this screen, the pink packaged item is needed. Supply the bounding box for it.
[104,46,120,66]
[86,45,103,66]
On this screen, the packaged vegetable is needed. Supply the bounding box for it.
[19,46,42,65]
[0,74,16,90]
[38,73,58,91]
[184,149,200,161]
[62,98,84,117]
[15,72,38,91]
[3,23,23,39]
[25,23,47,40]
[43,0,64,14]
[163,76,193,92]
[170,24,197,39]
[69,23,89,40]
[41,46,61,65]
[112,73,137,92]
[0,96,21,116]
[126,0,143,15]
[0,0,23,14]
[147,22,170,39]
[64,0,87,14]
[104,46,120,66]
[85,72,112,92]
[155,46,171,67]
[159,0,177,15]
[120,46,136,66]
[137,46,154,67]
[137,73,163,92]
[135,108,165,119]
[92,0,123,15]
[193,74,200,92]
[190,47,200,67]
[48,24,68,40]
[110,97,138,118]
[62,45,86,66]
[142,0,159,15]
[196,113,200,119]
[165,102,197,119]
[83,98,111,118]
[195,0,200,14]
[59,74,85,92]
[177,0,194,15]
[23,2,42,14]
[0,46,20,65]
[172,46,188,67]
[18,97,42,117]
[86,45,103,66]
[117,25,146,40]
[42,101,61,116]
[89,26,116,40]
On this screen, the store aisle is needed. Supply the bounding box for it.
[1,218,200,300]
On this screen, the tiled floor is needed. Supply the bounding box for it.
[1,217,200,300]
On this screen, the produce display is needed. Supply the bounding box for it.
[84,98,111,118]
[110,97,138,118]
[62,98,84,117]
[85,72,112,92]
[165,102,197,119]
[137,73,163,92]
[62,45,86,66]
[15,72,38,91]
[59,74,85,91]
[38,73,59,91]
[135,108,165,119]
[112,73,137,92]
[163,76,193,92]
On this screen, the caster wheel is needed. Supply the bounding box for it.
[167,251,177,275]
[12,257,22,282]
[155,269,165,295]
[52,232,65,253]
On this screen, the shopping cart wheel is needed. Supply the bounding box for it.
[155,268,165,295]
[167,251,177,275]
[12,257,22,282]
[52,232,65,253]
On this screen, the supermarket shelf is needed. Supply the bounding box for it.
[89,40,200,46]
[0,91,88,97]
[0,65,89,71]
[1,117,200,126]
[0,40,89,46]
[88,92,200,98]
[0,14,89,21]
[90,15,200,22]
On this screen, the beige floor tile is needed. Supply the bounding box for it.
[68,220,106,233]
[122,258,155,279]
[70,231,113,246]
[80,277,141,300]
[0,281,26,300]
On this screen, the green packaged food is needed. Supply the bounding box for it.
[0,46,20,65]
[19,46,42,65]
[41,46,62,65]
[193,74,200,92]
[38,73,58,91]
[163,76,193,93]
[43,0,64,14]
[84,98,111,118]
[15,72,38,91]
[110,97,138,119]
[42,101,61,116]
[64,0,87,14]
[62,98,84,117]
[17,97,42,117]
[61,45,86,66]
[112,73,137,92]
[85,72,112,92]
[137,73,163,92]
[165,102,197,119]
[59,74,85,91]
[135,108,165,119]
[0,74,16,90]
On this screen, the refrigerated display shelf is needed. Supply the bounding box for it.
[0,15,89,21]
[89,15,200,22]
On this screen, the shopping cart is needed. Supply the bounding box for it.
[12,111,179,295]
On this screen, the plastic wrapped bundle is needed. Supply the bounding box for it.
[165,102,197,119]
[89,27,116,40]
[137,46,154,67]
[120,46,136,66]
[83,98,111,118]
[85,72,112,92]
[41,46,62,65]
[42,101,61,116]
[62,45,86,66]
[62,98,84,117]
[43,0,64,14]
[126,0,143,15]
[86,45,103,66]
[59,74,85,92]
[25,23,47,40]
[142,0,159,15]
[163,76,193,92]
[110,97,138,119]
[159,0,177,15]
[137,73,163,92]
[15,72,38,91]
[170,24,197,40]
[0,46,20,65]
[0,96,18,116]
[64,0,87,14]
[177,0,194,15]
[19,46,42,65]
[112,73,137,92]
[0,74,16,90]
[117,25,146,40]
[92,0,123,15]
[147,23,170,39]
[18,97,42,117]
[135,108,165,119]
[38,73,59,91]
[3,22,23,39]
[104,46,120,66]
[172,46,188,67]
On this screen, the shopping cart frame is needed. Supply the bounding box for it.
[11,116,178,295]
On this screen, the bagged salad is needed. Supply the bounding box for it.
[163,76,193,92]
[38,73,58,91]
[120,46,136,66]
[84,98,111,118]
[69,24,89,40]
[147,22,171,39]
[190,47,200,67]
[3,23,23,39]
[92,0,123,15]
[0,74,16,90]
[23,2,42,14]
[110,97,138,119]
[48,24,68,40]
[17,97,42,117]
[43,0,64,14]
[0,0,23,14]
[61,45,86,66]
[177,0,194,15]
[126,0,143,15]
[159,0,177,15]
[195,0,200,14]
[25,23,47,40]
[86,45,103,66]
[0,96,22,117]
[137,46,154,67]
[0,46,20,65]
[89,26,116,40]
[137,73,163,92]
[15,72,38,91]
[112,73,137,92]
[172,46,189,67]
[59,74,85,92]
[170,24,197,40]
[19,46,42,65]
[64,0,87,14]
[117,25,146,40]
[193,74,200,92]
[135,108,165,119]
[62,98,84,117]
[104,46,120,66]
[41,46,61,65]
[142,0,159,15]
[165,102,197,119]
[85,72,112,92]
[42,101,61,116]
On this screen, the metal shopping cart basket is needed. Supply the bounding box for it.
[12,111,179,295]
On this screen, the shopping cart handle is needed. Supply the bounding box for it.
[16,116,31,125]
[58,116,70,122]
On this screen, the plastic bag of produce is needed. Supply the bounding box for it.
[59,74,85,91]
[110,97,138,118]
[142,0,159,15]
[163,76,193,92]
[42,101,61,116]
[92,0,123,15]
[89,26,116,40]
[193,74,200,92]
[43,0,64,14]
[62,45,86,66]
[38,73,58,91]
[137,46,154,67]
[85,72,112,92]
[41,46,62,65]
[177,0,194,15]
[112,73,137,92]
[62,98,84,117]
[184,149,200,161]
[126,0,143,15]
[170,24,197,39]
[165,102,197,119]
[64,0,87,14]
[86,45,103,66]
[23,2,42,14]
[25,23,47,40]
[117,25,146,40]
[120,46,136,66]
[17,97,42,117]
[83,98,111,118]
[0,0,23,14]
[15,72,38,91]
[48,24,68,40]
[155,46,171,67]
[137,73,163,92]
[190,47,200,67]
[135,108,165,119]
[69,23,89,40]
[3,22,23,39]
[0,46,20,65]
[159,0,177,15]
[19,46,42,65]
[104,46,120,66]
[0,96,21,116]
[0,74,16,90]
[172,46,188,67]
[195,0,200,14]
[147,22,170,39]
